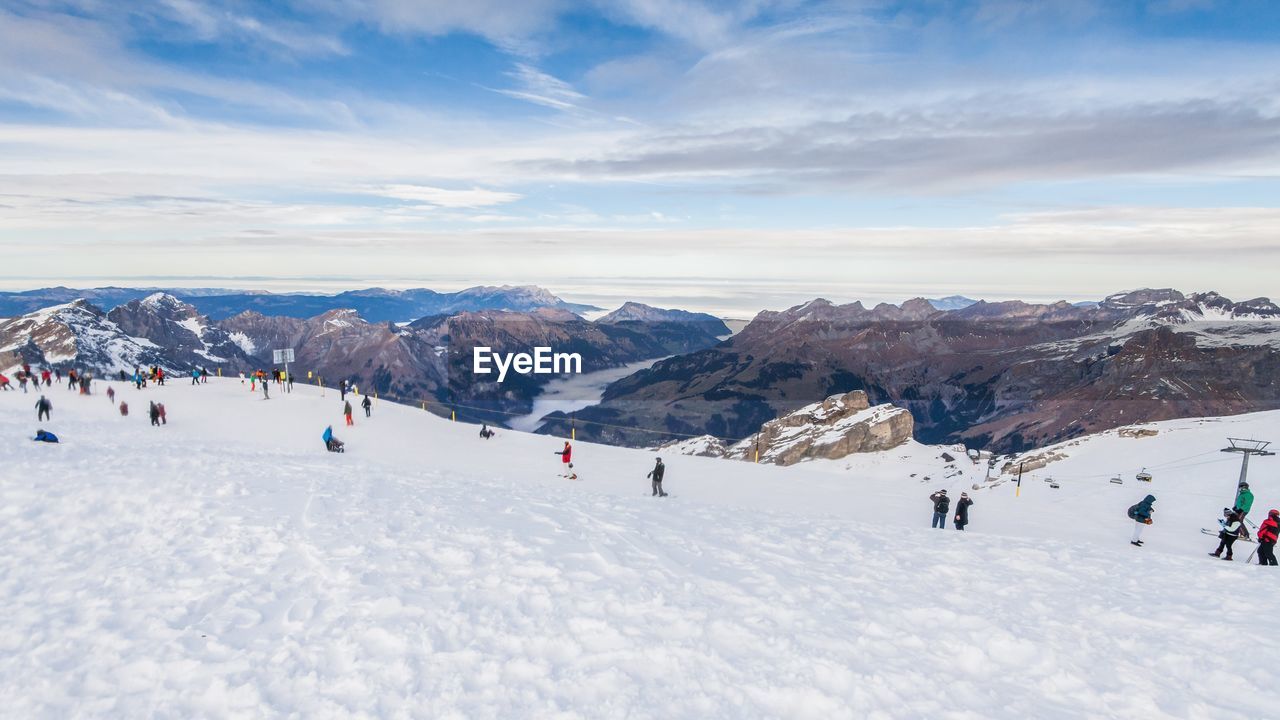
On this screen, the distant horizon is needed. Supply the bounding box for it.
[0,275,1262,319]
[3,2,1279,307]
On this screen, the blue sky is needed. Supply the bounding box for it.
[1,0,1278,313]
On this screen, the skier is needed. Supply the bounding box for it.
[1234,482,1254,520]
[479,424,495,439]
[34,429,59,443]
[41,369,51,386]
[1127,494,1156,546]
[1257,509,1279,566]
[1210,508,1246,561]
[340,380,348,402]
[35,395,52,422]
[200,367,209,384]
[554,441,573,474]
[191,368,200,385]
[647,457,667,496]
[106,386,115,403]
[286,372,293,392]
[149,401,161,427]
[929,489,949,529]
[17,373,28,393]
[157,403,167,425]
[322,425,345,453]
[362,395,372,418]
[0,373,10,391]
[262,380,270,399]
[344,400,353,426]
[953,492,973,530]
[119,401,129,417]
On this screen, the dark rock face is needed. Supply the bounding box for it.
[0,300,193,375]
[567,290,1280,452]
[107,294,256,371]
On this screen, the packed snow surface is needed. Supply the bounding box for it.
[2,380,1278,718]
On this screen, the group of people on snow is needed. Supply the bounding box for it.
[1127,480,1276,566]
[928,489,973,530]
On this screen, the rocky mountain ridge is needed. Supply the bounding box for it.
[568,289,1280,452]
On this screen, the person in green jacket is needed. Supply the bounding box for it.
[1235,482,1255,520]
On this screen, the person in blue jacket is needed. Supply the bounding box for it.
[1127,494,1156,546]
[322,425,344,453]
[34,429,59,443]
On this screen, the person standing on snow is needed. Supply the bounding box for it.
[191,368,200,385]
[344,400,353,426]
[1211,508,1247,561]
[157,403,167,425]
[35,395,52,421]
[953,492,973,530]
[1256,509,1279,566]
[339,380,348,402]
[1234,482,1254,520]
[554,441,572,473]
[262,379,270,399]
[647,457,667,497]
[362,395,372,418]
[1127,494,1156,546]
[0,374,10,391]
[149,401,161,427]
[929,489,949,529]
[106,386,115,403]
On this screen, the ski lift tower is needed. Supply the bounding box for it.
[1221,438,1273,488]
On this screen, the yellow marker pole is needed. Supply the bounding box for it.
[421,401,426,411]
[217,367,222,377]
[754,434,760,463]
[451,408,456,422]
[1016,461,1024,497]
[374,391,378,406]
[571,414,576,441]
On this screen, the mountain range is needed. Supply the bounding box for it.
[556,289,1280,452]
[0,294,728,423]
[0,285,600,321]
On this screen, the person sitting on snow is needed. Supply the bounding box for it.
[479,424,495,439]
[34,429,59,443]
[322,425,345,453]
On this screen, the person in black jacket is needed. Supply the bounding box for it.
[930,490,949,529]
[1210,508,1247,561]
[647,458,667,497]
[35,395,52,421]
[953,492,973,530]
[362,395,372,418]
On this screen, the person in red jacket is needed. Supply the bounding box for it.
[1258,509,1279,566]
[554,441,572,474]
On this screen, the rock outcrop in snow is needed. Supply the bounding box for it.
[725,390,913,466]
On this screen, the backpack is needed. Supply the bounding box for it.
[1127,504,1139,520]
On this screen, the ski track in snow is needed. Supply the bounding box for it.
[1,381,1277,718]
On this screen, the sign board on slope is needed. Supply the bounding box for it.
[272,348,295,364]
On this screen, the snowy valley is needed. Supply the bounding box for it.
[3,378,1278,718]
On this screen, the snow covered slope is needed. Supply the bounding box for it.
[2,381,1277,717]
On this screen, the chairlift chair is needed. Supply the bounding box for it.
[1136,468,1153,482]
[1109,475,1124,485]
